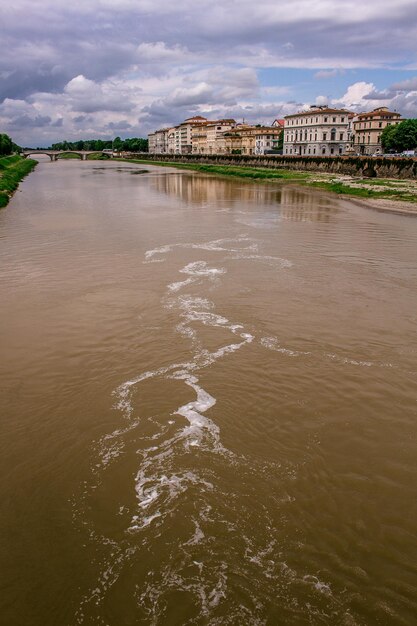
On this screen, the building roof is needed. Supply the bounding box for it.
[356,107,401,120]
[184,116,208,122]
[284,106,351,119]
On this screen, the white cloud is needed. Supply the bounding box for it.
[2,0,417,144]
[335,81,376,108]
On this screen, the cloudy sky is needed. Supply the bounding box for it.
[1,0,417,146]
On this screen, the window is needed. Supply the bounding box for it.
[323,133,327,140]
[324,117,328,122]
[339,133,344,140]
[341,117,345,122]
[332,117,336,122]
[331,128,336,141]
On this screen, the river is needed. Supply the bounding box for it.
[0,158,416,625]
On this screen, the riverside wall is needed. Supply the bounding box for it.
[123,153,417,179]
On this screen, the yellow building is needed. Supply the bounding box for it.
[191,122,208,154]
[353,107,402,155]
[223,125,281,155]
[206,120,236,154]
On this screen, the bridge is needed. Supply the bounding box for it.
[21,149,114,161]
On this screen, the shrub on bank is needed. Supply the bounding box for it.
[0,155,37,208]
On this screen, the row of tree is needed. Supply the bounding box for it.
[381,119,417,153]
[48,137,148,152]
[0,133,20,156]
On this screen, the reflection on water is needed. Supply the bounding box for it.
[151,171,337,223]
[151,172,337,222]
[1,160,417,626]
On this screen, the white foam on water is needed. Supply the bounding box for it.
[229,253,293,268]
[113,360,192,419]
[128,511,161,531]
[144,244,172,262]
[77,234,277,622]
[167,261,225,294]
[172,372,219,445]
[261,337,311,357]
[144,235,258,264]
[303,575,332,596]
[167,277,195,292]
[261,337,395,371]
[180,260,226,278]
[131,464,215,532]
[326,353,373,367]
[185,520,205,546]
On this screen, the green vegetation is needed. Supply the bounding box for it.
[311,179,417,203]
[0,155,37,208]
[50,136,148,152]
[381,119,417,152]
[0,133,20,156]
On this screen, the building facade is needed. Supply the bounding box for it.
[191,121,208,154]
[254,126,283,154]
[206,120,236,154]
[148,132,156,154]
[352,107,402,155]
[283,106,353,156]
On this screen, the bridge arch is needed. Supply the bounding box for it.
[55,151,83,160]
[85,152,111,160]
[22,151,56,161]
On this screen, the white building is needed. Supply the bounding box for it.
[283,106,354,156]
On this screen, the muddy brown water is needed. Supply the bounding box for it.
[1,159,416,625]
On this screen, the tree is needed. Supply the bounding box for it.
[276,132,284,151]
[112,136,123,151]
[380,124,398,152]
[381,119,417,152]
[0,133,13,155]
[394,119,417,151]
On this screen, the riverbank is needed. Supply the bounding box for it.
[0,155,37,208]
[117,158,417,215]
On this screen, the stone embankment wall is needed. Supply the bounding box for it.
[124,153,417,179]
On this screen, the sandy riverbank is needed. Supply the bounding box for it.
[346,196,417,216]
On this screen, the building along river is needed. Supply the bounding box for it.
[0,158,416,625]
